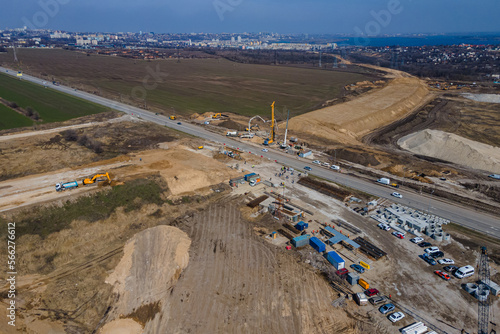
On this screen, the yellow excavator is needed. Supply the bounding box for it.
[82,173,111,186]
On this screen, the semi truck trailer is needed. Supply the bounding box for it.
[55,181,79,192]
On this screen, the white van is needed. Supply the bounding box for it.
[454,265,475,279]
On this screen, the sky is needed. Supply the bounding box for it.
[3,0,500,34]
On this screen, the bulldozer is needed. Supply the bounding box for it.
[82,173,111,186]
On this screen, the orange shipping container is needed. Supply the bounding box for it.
[358,278,369,290]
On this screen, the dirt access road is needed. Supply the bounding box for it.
[0,114,133,142]
[0,160,130,212]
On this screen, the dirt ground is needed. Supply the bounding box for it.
[0,117,179,181]
[287,76,432,146]
[0,143,240,212]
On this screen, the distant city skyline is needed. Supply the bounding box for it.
[2,0,500,35]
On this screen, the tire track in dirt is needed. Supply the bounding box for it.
[155,200,346,334]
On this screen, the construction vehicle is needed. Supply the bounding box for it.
[55,181,78,192]
[263,101,276,145]
[82,173,111,186]
[169,115,176,120]
[212,113,228,119]
[281,110,290,149]
[198,146,204,149]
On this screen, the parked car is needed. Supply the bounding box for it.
[365,288,379,297]
[369,296,386,305]
[391,192,403,198]
[330,165,340,170]
[312,160,321,165]
[443,265,458,273]
[350,264,365,274]
[418,241,432,248]
[336,268,349,277]
[304,166,312,171]
[422,253,437,265]
[392,231,405,239]
[261,148,269,152]
[322,162,330,167]
[430,251,445,259]
[388,312,405,323]
[410,237,424,244]
[379,303,395,314]
[377,223,391,231]
[438,258,455,265]
[434,270,451,280]
[425,246,440,254]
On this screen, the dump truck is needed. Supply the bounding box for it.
[83,173,111,186]
[55,181,78,192]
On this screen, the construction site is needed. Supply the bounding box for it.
[0,52,499,334]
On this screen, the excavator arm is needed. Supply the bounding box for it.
[83,173,111,185]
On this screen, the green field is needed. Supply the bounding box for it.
[0,103,33,129]
[0,48,377,117]
[0,72,110,123]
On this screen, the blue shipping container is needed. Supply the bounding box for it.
[299,150,312,158]
[295,221,308,231]
[326,251,345,270]
[309,237,326,253]
[244,173,257,181]
[292,234,311,248]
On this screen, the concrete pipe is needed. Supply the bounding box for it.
[464,283,478,294]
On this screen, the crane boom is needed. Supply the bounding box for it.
[269,101,275,144]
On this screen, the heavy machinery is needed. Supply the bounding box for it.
[263,101,276,145]
[280,110,290,149]
[212,113,228,119]
[55,181,78,192]
[169,115,176,120]
[82,173,111,186]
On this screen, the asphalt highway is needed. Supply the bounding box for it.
[2,67,499,238]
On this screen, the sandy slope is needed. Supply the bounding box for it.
[463,93,500,104]
[398,129,500,173]
[288,77,431,145]
[102,226,191,334]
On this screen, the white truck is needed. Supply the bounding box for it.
[377,178,390,185]
[226,131,238,137]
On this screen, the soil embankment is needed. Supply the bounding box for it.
[288,77,431,145]
[398,129,500,174]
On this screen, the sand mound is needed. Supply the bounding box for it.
[104,226,191,325]
[463,93,500,104]
[398,129,500,173]
[99,319,143,334]
[288,77,430,145]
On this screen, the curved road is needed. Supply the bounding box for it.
[2,67,499,238]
